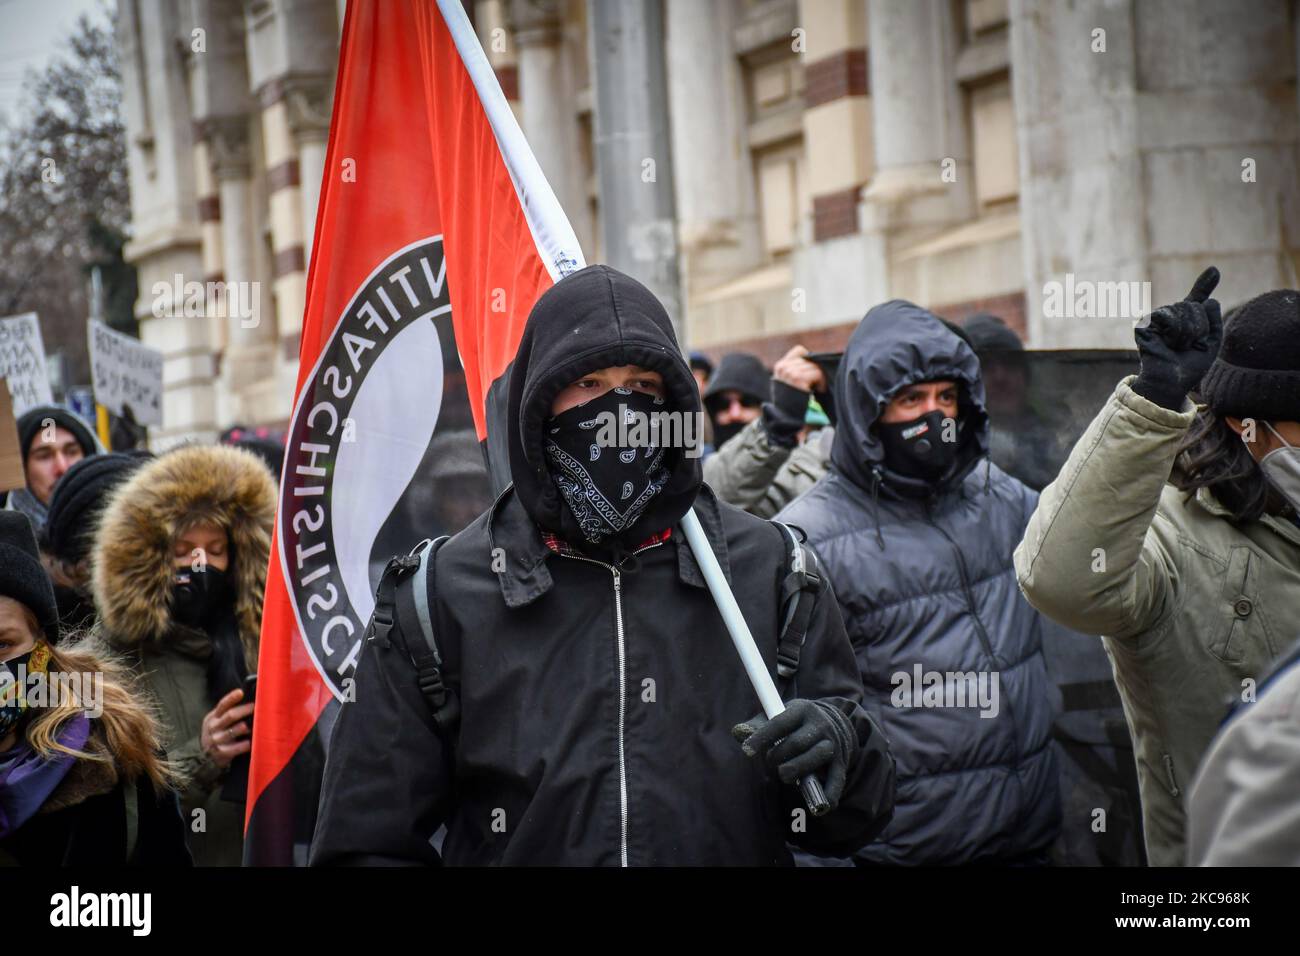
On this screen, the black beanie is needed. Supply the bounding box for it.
[703,352,769,407]
[963,312,1024,352]
[1200,289,1300,422]
[44,451,151,565]
[0,511,59,643]
[15,405,98,465]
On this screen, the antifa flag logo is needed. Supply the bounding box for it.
[280,236,450,699]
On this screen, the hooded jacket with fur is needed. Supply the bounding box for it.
[311,264,895,866]
[91,444,276,866]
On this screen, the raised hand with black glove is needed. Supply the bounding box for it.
[732,698,857,811]
[1132,266,1224,410]
[762,345,825,449]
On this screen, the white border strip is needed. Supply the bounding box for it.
[436,0,587,281]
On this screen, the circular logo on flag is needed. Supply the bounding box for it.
[279,236,451,700]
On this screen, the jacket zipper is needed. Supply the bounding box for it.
[557,539,665,867]
[923,506,997,664]
[923,496,1029,834]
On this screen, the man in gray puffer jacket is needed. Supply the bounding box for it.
[778,300,1060,864]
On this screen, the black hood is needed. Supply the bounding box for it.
[831,299,989,496]
[702,352,768,406]
[506,264,702,549]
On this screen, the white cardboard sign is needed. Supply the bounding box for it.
[0,313,54,415]
[87,320,164,426]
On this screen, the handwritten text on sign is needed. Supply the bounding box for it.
[0,313,53,415]
[88,321,163,426]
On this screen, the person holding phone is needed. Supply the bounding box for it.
[91,445,276,866]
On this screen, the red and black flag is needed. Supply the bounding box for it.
[246,0,584,864]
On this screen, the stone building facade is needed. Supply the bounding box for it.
[117,0,1299,444]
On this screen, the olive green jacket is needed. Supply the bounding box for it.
[127,630,245,867]
[703,419,831,519]
[1014,377,1300,866]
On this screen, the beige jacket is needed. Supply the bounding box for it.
[1186,648,1300,865]
[1014,377,1300,866]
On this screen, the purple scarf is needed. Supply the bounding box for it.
[0,713,91,838]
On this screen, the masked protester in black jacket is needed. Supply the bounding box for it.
[311,264,894,866]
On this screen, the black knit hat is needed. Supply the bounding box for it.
[963,312,1024,352]
[15,405,98,465]
[0,511,59,643]
[703,352,769,407]
[1200,289,1300,421]
[44,451,151,565]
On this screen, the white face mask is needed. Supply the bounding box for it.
[1258,422,1300,514]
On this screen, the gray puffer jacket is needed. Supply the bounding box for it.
[777,300,1060,865]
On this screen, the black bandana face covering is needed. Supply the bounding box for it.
[545,387,671,544]
[878,409,961,482]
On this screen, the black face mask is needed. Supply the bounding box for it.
[706,396,761,450]
[172,565,233,630]
[711,418,745,450]
[545,387,672,544]
[878,409,961,482]
[0,649,35,738]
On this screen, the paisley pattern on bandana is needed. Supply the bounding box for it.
[545,387,671,543]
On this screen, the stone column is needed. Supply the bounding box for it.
[862,0,972,223]
[513,0,590,254]
[665,0,762,309]
[192,133,225,356]
[119,0,214,448]
[477,0,520,118]
[589,0,683,341]
[1010,0,1299,347]
[244,0,340,423]
[285,76,333,267]
[789,0,881,330]
[208,116,276,401]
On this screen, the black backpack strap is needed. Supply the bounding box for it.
[771,521,824,684]
[372,536,458,737]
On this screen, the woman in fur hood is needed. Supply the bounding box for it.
[92,444,277,866]
[1,512,190,866]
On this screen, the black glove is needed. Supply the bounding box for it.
[732,698,857,810]
[1132,266,1224,410]
[760,379,810,449]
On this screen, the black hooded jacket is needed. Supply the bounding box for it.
[778,300,1060,865]
[311,265,894,866]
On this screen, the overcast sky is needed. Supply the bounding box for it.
[0,0,109,125]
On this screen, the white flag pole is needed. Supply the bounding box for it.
[680,508,831,816]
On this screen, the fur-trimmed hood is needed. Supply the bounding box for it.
[91,445,276,664]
